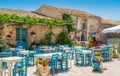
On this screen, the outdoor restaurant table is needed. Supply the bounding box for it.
[1,56,23,76]
[20,50,29,55]
[94,49,102,54]
[35,52,62,60]
[10,48,16,51]
[81,50,91,65]
[75,46,82,50]
[63,47,71,51]
[40,47,56,52]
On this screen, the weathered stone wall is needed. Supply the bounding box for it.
[37,6,62,19]
[3,24,65,47]
[71,16,101,41]
[87,17,101,40]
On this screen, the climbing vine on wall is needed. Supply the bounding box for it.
[0,13,73,26]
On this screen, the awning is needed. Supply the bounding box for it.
[102,25,120,33]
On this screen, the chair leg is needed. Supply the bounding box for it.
[61,62,62,71]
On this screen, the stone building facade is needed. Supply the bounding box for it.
[36,5,102,41]
[0,8,65,48]
[0,5,120,48]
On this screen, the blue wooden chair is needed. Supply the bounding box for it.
[57,46,64,52]
[82,45,86,50]
[58,52,68,71]
[102,48,110,61]
[0,52,8,58]
[0,52,8,72]
[11,48,20,56]
[50,54,59,73]
[70,45,75,59]
[86,53,92,66]
[12,57,28,76]
[28,50,36,66]
[64,44,69,47]
[85,48,93,65]
[75,50,84,65]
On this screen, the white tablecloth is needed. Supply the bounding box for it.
[20,50,29,55]
[1,57,23,76]
[82,50,91,65]
[35,52,62,59]
[40,48,56,52]
[75,46,82,50]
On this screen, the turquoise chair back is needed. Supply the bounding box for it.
[75,50,84,65]
[102,48,110,61]
[61,52,68,70]
[28,50,36,66]
[50,54,59,73]
[12,57,28,76]
[0,52,8,58]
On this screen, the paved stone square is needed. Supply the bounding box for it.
[28,59,120,76]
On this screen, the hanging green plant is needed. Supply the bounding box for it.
[0,13,73,26]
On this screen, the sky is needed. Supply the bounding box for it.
[0,0,120,21]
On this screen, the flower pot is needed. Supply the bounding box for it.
[37,67,50,76]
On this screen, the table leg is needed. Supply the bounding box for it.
[7,62,11,76]
[84,54,85,65]
[69,52,72,69]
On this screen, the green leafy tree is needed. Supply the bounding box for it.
[62,13,74,33]
[56,32,73,46]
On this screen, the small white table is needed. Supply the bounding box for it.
[2,57,23,76]
[40,48,56,52]
[20,50,29,55]
[10,48,16,51]
[75,46,82,50]
[82,50,91,65]
[35,52,62,60]
[63,47,71,51]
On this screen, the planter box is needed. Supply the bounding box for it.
[37,67,50,76]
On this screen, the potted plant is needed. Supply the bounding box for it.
[35,58,51,76]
